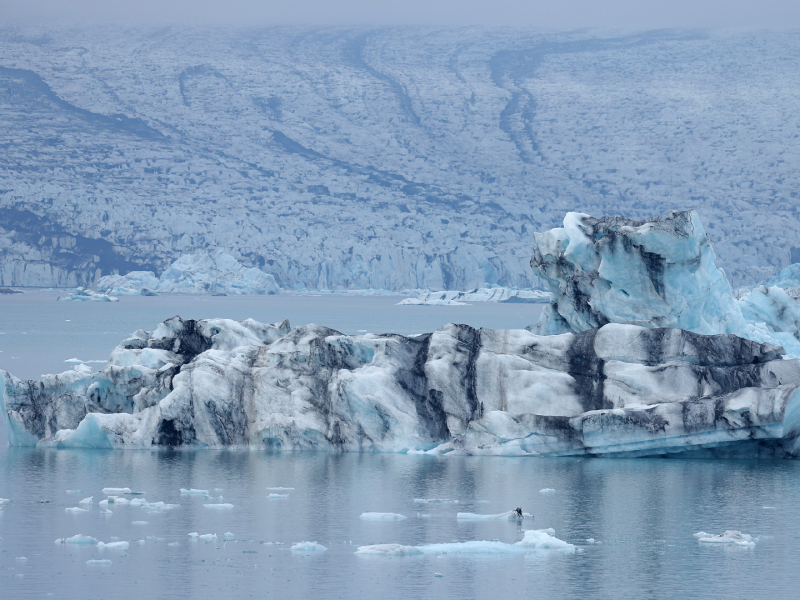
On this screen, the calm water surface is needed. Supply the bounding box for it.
[1,294,799,599]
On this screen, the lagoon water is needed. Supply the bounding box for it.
[2,293,800,599]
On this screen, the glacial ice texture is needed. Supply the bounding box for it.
[4,314,800,458]
[2,29,799,290]
[529,210,800,357]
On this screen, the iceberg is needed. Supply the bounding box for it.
[86,559,112,566]
[290,541,327,552]
[97,541,129,550]
[456,509,531,521]
[180,489,209,496]
[203,503,233,509]
[694,531,755,546]
[529,210,800,357]
[4,312,800,458]
[359,512,407,521]
[96,250,281,296]
[356,529,574,555]
[398,288,549,306]
[57,287,119,302]
[58,534,98,545]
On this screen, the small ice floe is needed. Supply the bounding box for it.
[435,573,443,577]
[142,502,179,513]
[66,490,82,495]
[57,534,98,545]
[97,541,129,550]
[188,532,199,539]
[417,513,432,519]
[180,488,209,496]
[65,507,89,514]
[356,529,575,555]
[763,506,776,510]
[102,488,131,495]
[268,494,288,499]
[456,508,532,521]
[359,512,407,521]
[204,503,234,509]
[15,556,27,562]
[694,531,756,546]
[168,542,180,547]
[478,500,490,504]
[214,488,223,492]
[129,498,147,507]
[64,358,84,363]
[586,538,596,544]
[0,498,11,505]
[132,521,148,526]
[413,498,458,504]
[539,489,555,494]
[79,497,93,505]
[101,509,112,515]
[199,534,217,542]
[101,496,129,506]
[267,487,294,491]
[224,532,235,539]
[290,541,327,552]
[86,560,113,566]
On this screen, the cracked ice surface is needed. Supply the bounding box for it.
[1,28,799,290]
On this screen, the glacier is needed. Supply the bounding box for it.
[398,288,549,305]
[2,28,800,291]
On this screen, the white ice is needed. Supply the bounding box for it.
[694,530,756,546]
[224,532,235,539]
[97,541,129,550]
[86,559,113,566]
[539,489,555,494]
[359,512,407,521]
[132,521,148,525]
[290,541,327,552]
[79,497,93,505]
[356,529,574,555]
[266,487,294,491]
[268,494,288,499]
[102,488,131,494]
[180,489,209,495]
[65,490,82,495]
[204,503,233,509]
[65,507,89,514]
[198,534,217,542]
[413,499,458,504]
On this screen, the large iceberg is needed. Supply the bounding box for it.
[3,315,800,457]
[398,288,549,305]
[529,211,800,357]
[96,250,281,296]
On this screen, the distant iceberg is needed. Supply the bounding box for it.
[57,287,118,302]
[96,250,281,296]
[398,288,549,305]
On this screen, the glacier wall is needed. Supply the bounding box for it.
[530,211,800,357]
[1,28,799,290]
[4,316,800,457]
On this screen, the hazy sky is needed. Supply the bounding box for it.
[2,0,799,29]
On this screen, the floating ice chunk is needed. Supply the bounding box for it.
[224,532,235,539]
[97,541,129,550]
[16,556,27,562]
[65,490,82,495]
[413,499,458,504]
[188,532,199,538]
[104,496,130,505]
[539,489,556,494]
[762,506,776,510]
[586,538,596,544]
[102,488,131,494]
[101,509,112,515]
[79,497,93,505]
[478,500,490,504]
[86,559,112,566]
[267,487,294,491]
[64,358,84,363]
[65,507,89,514]
[132,521,148,525]
[0,498,11,505]
[694,530,756,546]
[356,529,574,555]
[417,514,432,519]
[268,494,288,499]
[142,502,179,512]
[199,534,217,542]
[168,542,180,547]
[456,509,532,521]
[204,503,234,509]
[180,489,209,496]
[129,498,147,507]
[213,488,223,492]
[359,512,407,521]
[435,572,443,577]
[290,541,327,552]
[60,534,99,545]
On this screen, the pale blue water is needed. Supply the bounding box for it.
[2,294,800,599]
